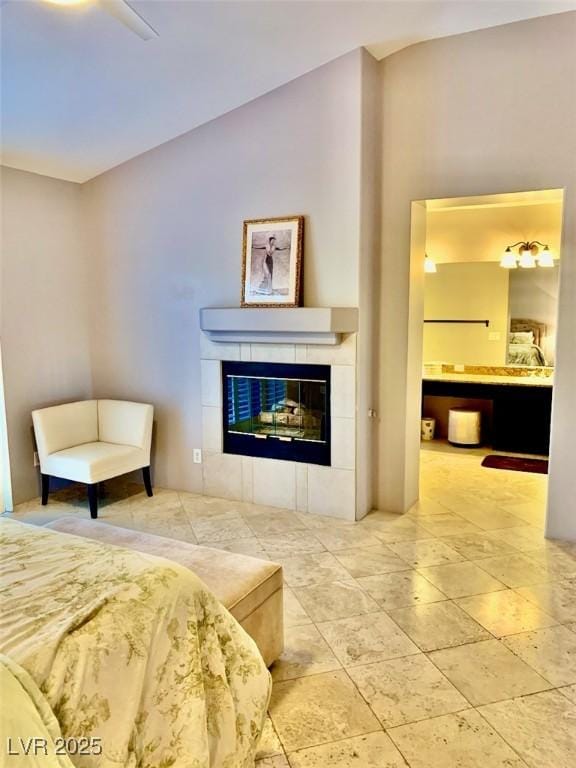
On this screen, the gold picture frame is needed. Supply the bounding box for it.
[241,216,304,307]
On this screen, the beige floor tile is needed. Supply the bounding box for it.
[388,601,491,651]
[268,671,380,752]
[316,612,419,667]
[474,554,553,588]
[516,580,576,624]
[387,709,528,768]
[256,756,290,768]
[259,531,325,559]
[287,732,408,768]
[441,532,520,560]
[283,586,312,628]
[417,561,506,598]
[281,552,351,588]
[333,546,410,578]
[270,624,341,682]
[387,538,464,568]
[417,513,482,537]
[364,518,435,544]
[312,528,383,552]
[502,625,576,686]
[479,690,576,768]
[348,654,468,728]
[200,536,269,558]
[487,526,550,552]
[294,580,380,623]
[256,717,284,759]
[246,509,307,536]
[524,549,576,580]
[356,571,447,610]
[456,590,558,637]
[558,684,576,703]
[429,639,551,705]
[190,513,253,542]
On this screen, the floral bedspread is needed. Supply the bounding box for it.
[0,518,271,768]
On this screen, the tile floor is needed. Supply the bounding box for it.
[7,449,576,768]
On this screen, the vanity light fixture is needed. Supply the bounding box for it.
[500,241,556,269]
[424,254,437,274]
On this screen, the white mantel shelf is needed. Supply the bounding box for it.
[200,307,358,345]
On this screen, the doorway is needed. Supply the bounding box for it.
[410,189,564,534]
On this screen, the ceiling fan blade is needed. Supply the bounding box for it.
[99,0,158,41]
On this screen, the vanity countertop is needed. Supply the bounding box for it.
[423,373,553,388]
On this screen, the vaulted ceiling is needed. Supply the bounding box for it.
[2,0,575,182]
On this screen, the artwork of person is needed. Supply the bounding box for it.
[252,235,289,295]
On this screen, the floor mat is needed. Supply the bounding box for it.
[481,455,548,474]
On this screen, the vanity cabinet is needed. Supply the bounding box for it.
[422,378,552,456]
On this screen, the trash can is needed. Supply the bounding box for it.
[421,417,436,441]
[448,408,481,446]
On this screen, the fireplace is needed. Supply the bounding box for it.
[222,361,331,465]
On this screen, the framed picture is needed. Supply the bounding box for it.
[241,216,304,307]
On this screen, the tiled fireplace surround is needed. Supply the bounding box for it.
[200,333,358,519]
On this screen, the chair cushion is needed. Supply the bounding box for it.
[43,442,148,484]
[32,401,98,458]
[45,519,283,624]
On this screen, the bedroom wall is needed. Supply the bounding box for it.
[376,11,576,541]
[0,167,92,504]
[82,50,371,496]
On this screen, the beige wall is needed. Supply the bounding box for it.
[0,167,92,503]
[426,201,563,264]
[377,11,576,541]
[423,262,509,366]
[82,50,371,498]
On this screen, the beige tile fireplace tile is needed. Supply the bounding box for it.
[304,333,357,366]
[202,406,222,453]
[331,417,355,470]
[331,365,355,419]
[200,359,221,406]
[202,452,243,500]
[268,670,380,752]
[250,343,296,363]
[241,456,253,502]
[252,458,296,509]
[308,466,355,520]
[200,334,240,361]
[240,343,251,361]
[296,464,308,513]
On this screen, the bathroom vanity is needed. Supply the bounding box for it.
[422,372,553,455]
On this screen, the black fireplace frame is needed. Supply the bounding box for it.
[222,360,331,466]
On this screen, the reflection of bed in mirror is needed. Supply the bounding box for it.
[508,318,547,366]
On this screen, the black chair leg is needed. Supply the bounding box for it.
[142,466,153,497]
[41,474,50,506]
[88,484,98,519]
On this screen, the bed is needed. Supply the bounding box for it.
[0,518,271,768]
[508,319,547,366]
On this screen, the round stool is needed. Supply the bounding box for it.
[448,408,481,446]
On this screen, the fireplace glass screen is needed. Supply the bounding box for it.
[222,362,331,465]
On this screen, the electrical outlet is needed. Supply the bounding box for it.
[33,451,39,467]
[193,449,202,464]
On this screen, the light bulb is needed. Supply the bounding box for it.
[518,248,536,268]
[424,255,437,274]
[500,248,517,269]
[537,247,555,268]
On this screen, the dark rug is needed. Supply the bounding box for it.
[481,455,548,474]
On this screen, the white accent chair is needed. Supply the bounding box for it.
[32,400,154,519]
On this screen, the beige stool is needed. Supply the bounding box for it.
[448,408,481,446]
